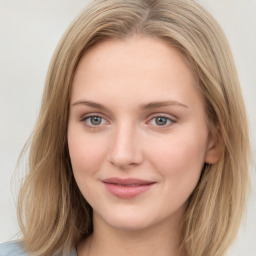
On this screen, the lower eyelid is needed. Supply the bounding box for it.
[79,114,176,127]
[148,115,176,124]
[151,118,172,126]
[81,114,109,128]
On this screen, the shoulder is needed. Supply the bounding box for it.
[0,241,28,256]
[0,241,78,256]
[0,241,77,256]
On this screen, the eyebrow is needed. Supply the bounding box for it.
[72,100,107,110]
[141,101,188,109]
[71,100,188,110]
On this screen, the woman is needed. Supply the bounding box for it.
[0,0,250,255]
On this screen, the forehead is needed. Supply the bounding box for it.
[71,36,202,110]
[75,36,194,80]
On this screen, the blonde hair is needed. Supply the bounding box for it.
[18,0,251,255]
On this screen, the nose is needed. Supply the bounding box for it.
[108,123,144,169]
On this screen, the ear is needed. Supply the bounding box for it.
[204,133,223,164]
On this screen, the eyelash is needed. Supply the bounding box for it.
[147,115,176,127]
[80,114,108,130]
[80,113,176,129]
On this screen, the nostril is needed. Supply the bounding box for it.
[108,147,143,169]
[107,127,144,168]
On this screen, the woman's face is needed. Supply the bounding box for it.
[68,37,219,231]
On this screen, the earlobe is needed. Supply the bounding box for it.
[204,134,223,164]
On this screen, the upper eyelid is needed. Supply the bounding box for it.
[79,112,177,123]
[80,112,107,120]
[148,116,175,125]
[80,114,109,129]
[146,112,177,121]
[80,113,109,126]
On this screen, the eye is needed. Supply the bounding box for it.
[148,116,175,127]
[82,115,107,127]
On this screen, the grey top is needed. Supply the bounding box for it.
[0,241,77,256]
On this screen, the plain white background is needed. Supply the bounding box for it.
[0,1,255,255]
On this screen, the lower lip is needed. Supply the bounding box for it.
[103,183,155,199]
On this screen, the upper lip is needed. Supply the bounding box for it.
[102,177,156,185]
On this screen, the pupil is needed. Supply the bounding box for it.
[156,117,167,126]
[91,116,101,125]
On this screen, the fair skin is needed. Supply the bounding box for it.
[68,36,220,256]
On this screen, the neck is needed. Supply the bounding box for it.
[78,212,183,256]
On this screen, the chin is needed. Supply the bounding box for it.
[95,209,164,232]
[107,218,152,231]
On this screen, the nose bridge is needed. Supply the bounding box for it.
[108,120,143,168]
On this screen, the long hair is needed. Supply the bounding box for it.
[17,0,251,255]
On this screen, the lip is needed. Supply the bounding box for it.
[102,177,156,199]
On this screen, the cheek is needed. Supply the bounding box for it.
[146,128,208,186]
[67,128,108,205]
[68,127,107,178]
